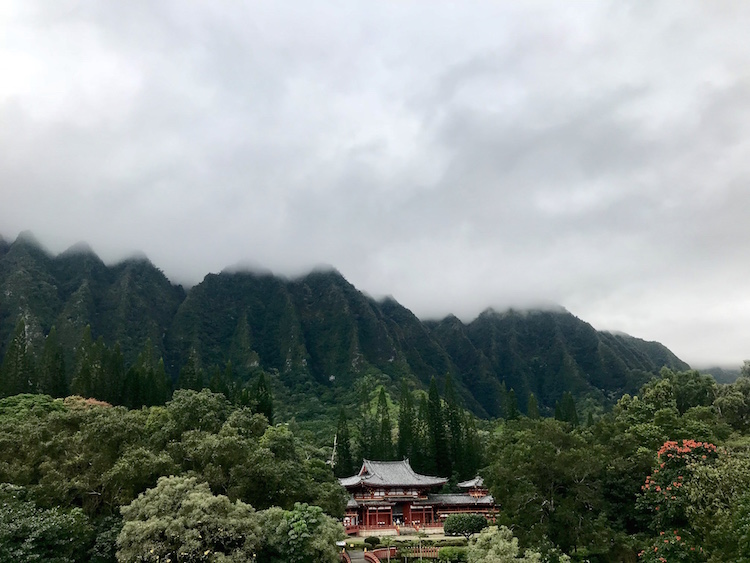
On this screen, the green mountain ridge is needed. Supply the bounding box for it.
[0,232,689,416]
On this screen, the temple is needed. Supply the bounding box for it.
[339,459,495,535]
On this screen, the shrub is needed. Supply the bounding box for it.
[364,536,380,548]
[438,546,469,561]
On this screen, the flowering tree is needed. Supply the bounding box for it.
[636,440,718,562]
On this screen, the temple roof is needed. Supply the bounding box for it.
[457,476,485,488]
[422,493,495,506]
[339,459,448,488]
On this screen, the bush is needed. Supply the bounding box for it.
[364,536,380,548]
[438,546,469,561]
[443,513,488,539]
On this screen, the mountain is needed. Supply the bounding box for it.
[0,232,689,416]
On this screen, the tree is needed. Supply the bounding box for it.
[428,377,450,476]
[375,387,393,460]
[177,348,203,391]
[256,502,344,563]
[117,476,261,563]
[0,484,94,563]
[467,526,550,563]
[253,370,273,424]
[503,388,520,421]
[333,408,354,478]
[444,373,465,475]
[397,380,415,461]
[444,513,488,540]
[526,393,540,420]
[0,319,35,397]
[39,326,68,398]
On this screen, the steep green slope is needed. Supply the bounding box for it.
[0,234,184,366]
[0,232,690,417]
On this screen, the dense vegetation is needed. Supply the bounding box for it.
[1,232,688,428]
[4,231,750,561]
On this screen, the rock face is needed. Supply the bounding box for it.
[0,233,688,416]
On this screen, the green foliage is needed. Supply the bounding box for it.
[117,475,261,562]
[439,546,469,561]
[255,502,344,563]
[444,513,488,539]
[0,484,94,563]
[467,526,554,563]
[364,536,380,548]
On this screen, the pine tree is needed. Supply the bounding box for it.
[444,373,464,476]
[253,371,273,424]
[71,326,95,397]
[39,326,68,398]
[0,319,35,397]
[334,408,355,477]
[427,377,450,476]
[412,394,432,473]
[559,391,579,427]
[397,380,415,461]
[374,387,392,460]
[527,393,540,420]
[178,349,203,391]
[504,388,520,421]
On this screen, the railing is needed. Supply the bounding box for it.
[364,547,398,562]
[400,546,440,559]
[339,551,352,563]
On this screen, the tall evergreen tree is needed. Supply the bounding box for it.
[253,371,273,424]
[177,348,203,391]
[71,326,96,398]
[527,393,540,420]
[374,387,393,460]
[397,380,415,461]
[333,408,355,477]
[504,388,520,421]
[558,391,579,427]
[0,319,35,397]
[444,373,464,476]
[39,326,68,398]
[427,377,450,476]
[412,394,431,473]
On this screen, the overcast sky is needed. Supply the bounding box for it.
[2,1,750,367]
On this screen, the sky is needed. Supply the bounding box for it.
[1,1,750,368]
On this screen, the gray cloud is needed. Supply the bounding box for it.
[2,1,750,366]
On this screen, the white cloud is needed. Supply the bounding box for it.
[2,1,750,366]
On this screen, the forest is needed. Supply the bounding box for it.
[3,235,750,561]
[3,345,750,561]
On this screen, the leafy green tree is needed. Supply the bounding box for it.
[444,513,488,540]
[256,503,343,563]
[0,484,94,563]
[117,475,261,563]
[467,526,552,563]
[485,419,607,553]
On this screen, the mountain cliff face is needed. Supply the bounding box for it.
[0,232,689,416]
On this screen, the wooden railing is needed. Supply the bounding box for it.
[400,546,440,559]
[364,547,398,562]
[339,551,352,563]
